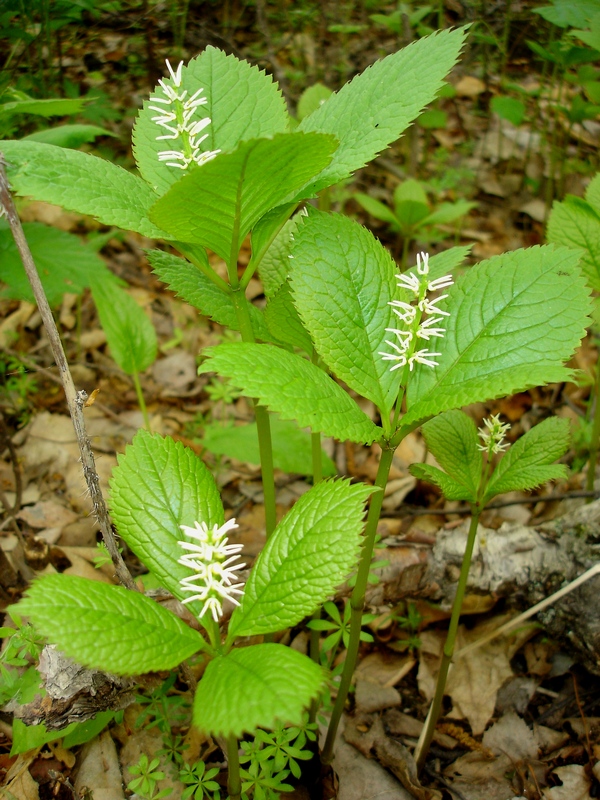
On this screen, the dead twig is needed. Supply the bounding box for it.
[0,154,137,592]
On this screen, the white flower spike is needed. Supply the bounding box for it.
[477,414,511,454]
[149,59,221,172]
[178,518,245,622]
[381,251,454,374]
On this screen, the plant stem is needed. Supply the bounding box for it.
[414,509,481,771]
[321,445,396,764]
[586,351,600,499]
[132,369,151,431]
[229,288,277,538]
[308,422,324,718]
[226,734,242,800]
[310,429,324,484]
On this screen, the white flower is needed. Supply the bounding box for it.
[390,300,417,325]
[416,251,429,275]
[477,414,511,454]
[428,275,454,292]
[408,348,441,370]
[150,59,221,172]
[418,294,450,317]
[395,272,421,295]
[178,518,245,622]
[416,316,446,340]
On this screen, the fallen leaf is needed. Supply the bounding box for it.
[454,76,486,96]
[74,731,126,800]
[542,765,592,800]
[483,712,537,761]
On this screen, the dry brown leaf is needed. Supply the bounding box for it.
[355,651,416,688]
[483,712,537,761]
[17,501,78,530]
[418,623,517,735]
[542,765,592,800]
[454,76,486,96]
[3,753,40,800]
[74,731,125,800]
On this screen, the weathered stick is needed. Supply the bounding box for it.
[0,154,137,592]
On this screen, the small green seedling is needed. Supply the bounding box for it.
[354,178,476,266]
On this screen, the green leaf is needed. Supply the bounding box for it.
[297,83,333,121]
[394,178,429,206]
[62,712,115,748]
[410,462,475,501]
[202,416,336,476]
[194,644,324,737]
[90,277,157,375]
[149,133,337,260]
[402,246,591,431]
[264,281,314,351]
[109,430,223,615]
[249,202,297,278]
[23,124,117,148]
[547,195,600,290]
[298,27,467,193]
[353,192,399,226]
[586,172,600,213]
[147,249,272,341]
[490,95,526,126]
[229,479,372,638]
[291,211,400,415]
[532,0,600,29]
[0,96,86,120]
[418,109,448,129]
[16,574,204,675]
[11,718,79,756]
[424,199,476,227]
[132,46,290,195]
[411,409,481,501]
[198,343,383,444]
[258,213,304,298]
[0,140,167,239]
[425,245,472,279]
[483,417,570,503]
[0,221,118,306]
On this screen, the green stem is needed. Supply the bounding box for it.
[401,235,410,271]
[131,369,151,431]
[414,510,481,771]
[311,431,323,485]
[229,288,277,538]
[321,445,396,764]
[586,353,600,498]
[227,734,242,800]
[309,419,324,719]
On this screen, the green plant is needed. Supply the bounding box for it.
[307,600,374,662]
[354,178,476,266]
[90,276,158,430]
[547,171,600,492]
[127,753,172,800]
[410,410,571,766]
[180,759,221,799]
[0,352,37,424]
[0,614,44,707]
[3,31,592,794]
[392,601,423,652]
